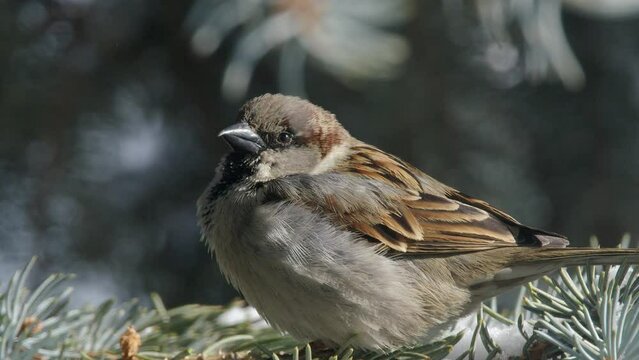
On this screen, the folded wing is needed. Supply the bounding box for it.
[264,144,568,254]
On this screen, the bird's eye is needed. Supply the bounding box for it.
[277,131,294,145]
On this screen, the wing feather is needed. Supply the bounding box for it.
[263,144,568,255]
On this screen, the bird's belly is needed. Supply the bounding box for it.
[209,201,453,349]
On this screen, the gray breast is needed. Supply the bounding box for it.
[206,194,434,349]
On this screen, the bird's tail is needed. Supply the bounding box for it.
[521,247,639,267]
[468,247,639,301]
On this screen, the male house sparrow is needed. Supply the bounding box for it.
[197,94,639,350]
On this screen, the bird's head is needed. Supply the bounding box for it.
[218,94,351,182]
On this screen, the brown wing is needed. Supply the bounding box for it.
[333,144,567,254]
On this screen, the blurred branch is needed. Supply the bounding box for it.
[185,0,412,101]
[473,0,585,90]
[564,0,639,18]
[471,0,639,90]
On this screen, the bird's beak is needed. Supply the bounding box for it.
[218,122,266,154]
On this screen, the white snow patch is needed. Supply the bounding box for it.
[445,313,529,359]
[218,305,269,329]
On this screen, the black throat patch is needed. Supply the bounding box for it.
[208,152,259,201]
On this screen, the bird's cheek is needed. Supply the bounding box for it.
[253,148,321,181]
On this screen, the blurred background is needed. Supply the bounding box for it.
[1,0,639,308]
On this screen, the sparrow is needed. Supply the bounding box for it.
[197,93,639,350]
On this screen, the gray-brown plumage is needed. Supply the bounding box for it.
[198,93,639,350]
